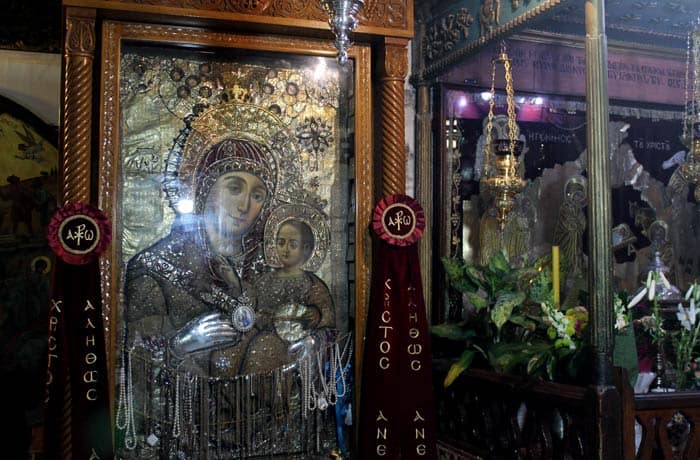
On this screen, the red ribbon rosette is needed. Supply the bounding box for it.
[47,202,112,265]
[371,194,425,247]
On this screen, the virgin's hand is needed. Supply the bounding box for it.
[169,312,239,359]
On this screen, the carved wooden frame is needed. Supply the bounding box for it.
[95,21,373,445]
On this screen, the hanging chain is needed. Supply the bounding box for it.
[484,59,498,179]
[502,45,518,178]
[683,27,692,143]
[484,41,518,179]
[693,27,700,130]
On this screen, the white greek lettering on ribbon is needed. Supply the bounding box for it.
[82,300,100,402]
[65,223,95,246]
[376,411,389,456]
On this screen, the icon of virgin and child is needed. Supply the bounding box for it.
[119,103,342,458]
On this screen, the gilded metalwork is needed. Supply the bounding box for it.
[118,52,342,261]
[480,42,524,229]
[112,44,353,458]
[97,26,374,415]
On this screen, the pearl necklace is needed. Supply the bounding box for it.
[299,332,354,417]
[172,373,181,438]
[116,333,354,455]
[316,347,333,409]
[302,356,317,417]
[335,335,353,398]
[115,348,136,449]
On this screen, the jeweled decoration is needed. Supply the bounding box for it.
[481,41,525,230]
[320,0,365,65]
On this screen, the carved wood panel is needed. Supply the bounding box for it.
[89,0,412,32]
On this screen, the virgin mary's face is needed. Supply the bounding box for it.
[204,171,268,238]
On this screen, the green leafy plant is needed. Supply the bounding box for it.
[432,250,589,387]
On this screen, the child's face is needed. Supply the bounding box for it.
[276,223,311,269]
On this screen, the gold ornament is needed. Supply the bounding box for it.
[481,41,524,230]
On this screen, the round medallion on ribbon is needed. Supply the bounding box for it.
[48,203,112,265]
[371,194,425,246]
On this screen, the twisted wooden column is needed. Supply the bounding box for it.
[61,8,96,205]
[47,12,97,459]
[378,38,409,197]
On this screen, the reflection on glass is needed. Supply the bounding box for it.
[114,47,354,458]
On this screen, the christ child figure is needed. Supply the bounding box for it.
[239,218,336,374]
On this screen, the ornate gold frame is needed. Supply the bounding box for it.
[96,21,373,425]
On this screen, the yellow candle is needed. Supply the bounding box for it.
[552,245,560,306]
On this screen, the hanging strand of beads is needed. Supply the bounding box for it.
[680,18,700,201]
[116,332,353,458]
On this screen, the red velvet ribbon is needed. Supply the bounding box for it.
[47,202,111,265]
[360,195,437,459]
[44,204,114,459]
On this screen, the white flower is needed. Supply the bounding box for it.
[658,271,671,291]
[676,302,697,331]
[627,287,648,309]
[615,316,628,331]
[541,302,574,344]
[614,296,629,331]
[685,282,700,302]
[686,284,694,301]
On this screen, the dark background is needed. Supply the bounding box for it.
[0,0,61,53]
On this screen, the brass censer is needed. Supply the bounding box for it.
[481,41,524,230]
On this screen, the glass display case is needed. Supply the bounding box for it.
[97,22,372,458]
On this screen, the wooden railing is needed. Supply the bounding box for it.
[434,362,621,459]
[434,362,700,460]
[619,374,700,460]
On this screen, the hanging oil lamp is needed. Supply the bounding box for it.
[679,21,700,201]
[320,0,365,65]
[481,41,525,230]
